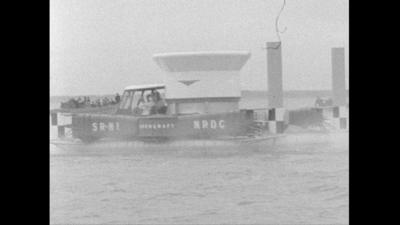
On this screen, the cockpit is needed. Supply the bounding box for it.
[116,84,168,116]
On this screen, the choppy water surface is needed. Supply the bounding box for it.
[50,132,348,224]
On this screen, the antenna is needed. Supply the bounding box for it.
[264,0,287,50]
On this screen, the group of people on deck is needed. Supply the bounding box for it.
[314,97,333,107]
[137,90,167,115]
[60,93,121,109]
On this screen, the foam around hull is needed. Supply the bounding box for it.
[50,135,284,154]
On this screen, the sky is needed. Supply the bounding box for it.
[50,0,349,96]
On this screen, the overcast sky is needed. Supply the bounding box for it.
[50,0,348,96]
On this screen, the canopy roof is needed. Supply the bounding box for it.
[153,51,251,72]
[124,83,165,91]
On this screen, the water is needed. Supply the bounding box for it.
[50,95,349,224]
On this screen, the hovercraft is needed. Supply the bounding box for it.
[50,51,288,150]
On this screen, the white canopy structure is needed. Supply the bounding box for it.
[153,51,251,114]
[153,51,250,99]
[124,83,165,91]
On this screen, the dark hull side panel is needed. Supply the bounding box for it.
[173,112,250,138]
[71,112,252,141]
[72,114,139,141]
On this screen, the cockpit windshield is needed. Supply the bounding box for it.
[120,91,133,110]
[117,88,167,116]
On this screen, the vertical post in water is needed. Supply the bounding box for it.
[332,48,346,106]
[267,42,283,108]
[331,47,348,130]
[266,42,285,134]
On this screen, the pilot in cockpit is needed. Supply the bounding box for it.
[151,90,167,114]
[139,94,154,116]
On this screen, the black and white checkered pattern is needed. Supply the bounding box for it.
[51,112,73,138]
[315,106,348,130]
[267,108,286,134]
[332,106,348,130]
